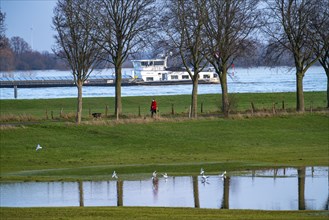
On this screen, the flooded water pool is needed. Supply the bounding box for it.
[0,167,328,210]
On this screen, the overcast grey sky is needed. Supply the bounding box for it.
[1,0,57,52]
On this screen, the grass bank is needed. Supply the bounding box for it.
[0,113,328,181]
[0,92,326,121]
[1,207,328,220]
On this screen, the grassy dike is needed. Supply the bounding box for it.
[0,92,326,120]
[0,92,328,219]
[0,113,328,181]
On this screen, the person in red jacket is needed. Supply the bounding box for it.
[150,99,157,117]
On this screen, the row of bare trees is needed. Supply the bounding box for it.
[52,0,328,124]
[53,0,156,123]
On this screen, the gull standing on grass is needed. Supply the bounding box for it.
[36,144,42,151]
[112,171,118,179]
[200,168,205,175]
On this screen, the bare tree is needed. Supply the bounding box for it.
[0,37,14,71]
[10,36,31,55]
[203,0,260,117]
[93,0,156,118]
[0,10,5,38]
[0,10,14,71]
[310,0,329,108]
[162,0,207,118]
[263,0,322,112]
[53,0,103,124]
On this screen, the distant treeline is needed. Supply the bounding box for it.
[0,35,300,72]
[0,36,136,72]
[0,36,66,71]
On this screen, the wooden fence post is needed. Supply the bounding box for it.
[282,100,285,110]
[105,105,108,117]
[171,103,175,115]
[201,101,204,113]
[189,105,191,118]
[251,102,255,114]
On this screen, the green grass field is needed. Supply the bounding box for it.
[0,92,326,121]
[0,92,328,219]
[1,207,328,220]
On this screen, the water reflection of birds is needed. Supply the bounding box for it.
[112,171,118,179]
[201,173,209,180]
[36,144,42,151]
[201,174,210,184]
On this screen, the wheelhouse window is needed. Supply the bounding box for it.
[146,77,154,81]
[203,74,210,79]
[171,75,178,80]
[154,61,164,66]
[182,75,189,79]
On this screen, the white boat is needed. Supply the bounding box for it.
[131,57,219,84]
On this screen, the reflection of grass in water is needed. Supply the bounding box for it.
[1,113,328,182]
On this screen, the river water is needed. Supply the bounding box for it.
[1,167,328,210]
[0,66,326,99]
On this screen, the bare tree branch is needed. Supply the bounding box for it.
[262,0,323,111]
[92,0,157,117]
[203,0,260,116]
[53,0,104,124]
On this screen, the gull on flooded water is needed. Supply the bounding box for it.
[162,173,168,181]
[152,171,157,180]
[219,171,227,178]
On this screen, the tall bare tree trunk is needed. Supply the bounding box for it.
[296,72,305,112]
[76,81,83,124]
[327,73,329,109]
[115,65,122,117]
[191,78,198,118]
[220,69,229,117]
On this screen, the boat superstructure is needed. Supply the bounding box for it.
[131,57,219,83]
